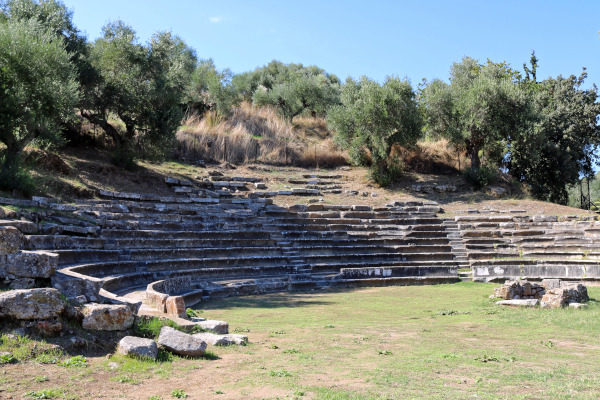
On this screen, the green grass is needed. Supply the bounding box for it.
[3,283,600,399]
[24,388,77,399]
[198,282,600,399]
[0,334,65,364]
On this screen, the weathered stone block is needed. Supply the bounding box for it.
[0,288,65,320]
[81,303,134,331]
[5,250,58,278]
[541,288,567,309]
[0,220,38,234]
[496,299,539,307]
[192,332,236,346]
[0,226,24,255]
[117,336,158,359]
[157,326,206,357]
[8,278,36,289]
[165,296,186,319]
[196,320,229,334]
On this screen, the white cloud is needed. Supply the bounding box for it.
[209,16,223,23]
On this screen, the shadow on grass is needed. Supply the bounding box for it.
[199,290,338,311]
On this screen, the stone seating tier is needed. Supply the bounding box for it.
[452,215,600,282]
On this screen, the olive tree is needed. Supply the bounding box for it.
[422,57,530,171]
[185,58,238,116]
[81,21,196,166]
[0,18,78,189]
[233,61,341,120]
[328,76,422,184]
[509,70,600,204]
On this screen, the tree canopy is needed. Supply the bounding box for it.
[328,76,422,184]
[0,17,78,185]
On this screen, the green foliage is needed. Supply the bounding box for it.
[170,389,188,398]
[270,369,293,377]
[329,76,422,184]
[0,16,78,185]
[0,157,34,195]
[25,388,68,399]
[59,355,87,368]
[185,58,238,116]
[82,20,196,165]
[421,57,531,174]
[509,69,600,204]
[185,308,202,318]
[465,165,498,189]
[134,317,179,339]
[234,60,341,120]
[1,0,92,86]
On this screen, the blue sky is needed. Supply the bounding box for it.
[62,0,600,87]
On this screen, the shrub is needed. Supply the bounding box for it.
[465,165,498,189]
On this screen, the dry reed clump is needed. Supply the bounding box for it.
[177,103,348,167]
[393,138,464,174]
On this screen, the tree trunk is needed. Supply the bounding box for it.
[465,138,481,170]
[80,110,123,147]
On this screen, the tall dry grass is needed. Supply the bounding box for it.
[177,103,348,168]
[393,138,466,174]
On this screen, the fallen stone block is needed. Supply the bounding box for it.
[192,332,236,346]
[81,303,134,331]
[157,326,207,357]
[496,299,539,307]
[0,288,65,320]
[117,336,158,359]
[196,319,229,334]
[226,334,249,345]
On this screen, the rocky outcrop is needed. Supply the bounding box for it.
[81,303,134,331]
[0,288,65,320]
[157,326,207,357]
[117,336,158,359]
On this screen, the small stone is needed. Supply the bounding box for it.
[69,336,87,348]
[568,303,589,309]
[117,336,158,359]
[157,326,207,357]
